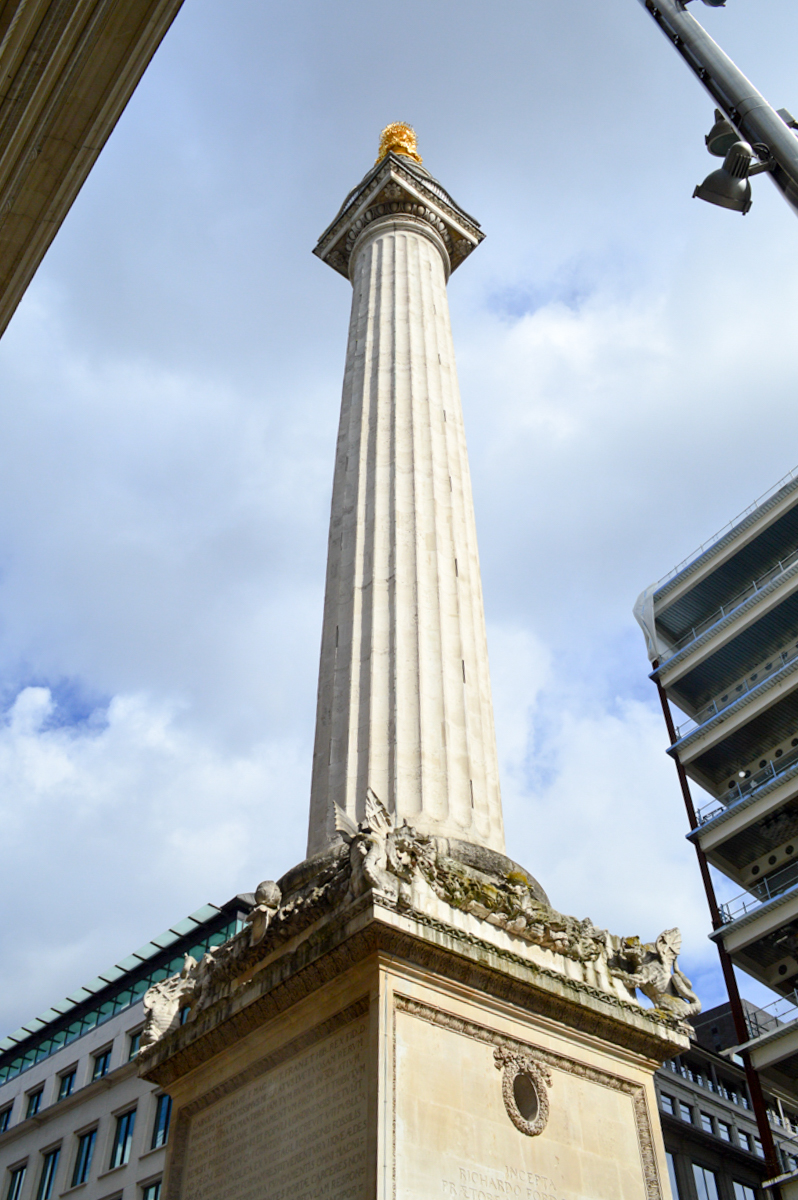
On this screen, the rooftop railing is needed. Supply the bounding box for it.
[744,991,798,1041]
[654,466,798,594]
[666,546,798,660]
[662,1058,751,1107]
[675,645,798,740]
[720,860,798,924]
[696,746,798,825]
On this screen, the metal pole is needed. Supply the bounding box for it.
[636,0,798,216]
[652,667,783,1191]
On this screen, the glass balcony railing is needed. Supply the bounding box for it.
[661,1058,751,1108]
[720,861,798,924]
[654,467,798,596]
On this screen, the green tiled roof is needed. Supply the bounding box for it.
[0,901,245,1086]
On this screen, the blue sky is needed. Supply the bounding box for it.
[2,0,798,1034]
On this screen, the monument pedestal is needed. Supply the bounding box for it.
[140,844,688,1200]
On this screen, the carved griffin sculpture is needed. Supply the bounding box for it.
[610,928,701,1020]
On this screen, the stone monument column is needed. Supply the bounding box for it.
[309,124,504,857]
[139,130,692,1200]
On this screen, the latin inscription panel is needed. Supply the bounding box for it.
[179,1016,369,1200]
[395,1009,653,1200]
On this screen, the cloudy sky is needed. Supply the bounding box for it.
[2,0,798,1037]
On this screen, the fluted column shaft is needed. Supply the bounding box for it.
[308,216,504,856]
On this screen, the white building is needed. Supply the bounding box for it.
[0,897,251,1200]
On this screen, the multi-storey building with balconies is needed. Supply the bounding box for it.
[637,469,798,1110]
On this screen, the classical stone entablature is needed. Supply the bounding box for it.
[313,149,484,282]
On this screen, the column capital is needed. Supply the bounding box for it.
[313,151,484,281]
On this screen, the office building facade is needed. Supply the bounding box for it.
[658,1002,798,1199]
[0,898,250,1200]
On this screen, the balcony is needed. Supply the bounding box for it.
[720,860,798,924]
[666,547,798,660]
[675,644,798,740]
[696,745,798,825]
[743,992,798,1041]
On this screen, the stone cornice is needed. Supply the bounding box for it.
[0,1059,139,1149]
[313,152,484,280]
[139,895,687,1088]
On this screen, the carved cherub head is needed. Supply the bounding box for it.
[376,123,422,164]
[254,880,281,909]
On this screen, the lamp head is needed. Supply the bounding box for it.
[705,109,739,157]
[693,141,754,214]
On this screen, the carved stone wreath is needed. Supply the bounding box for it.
[494,1047,553,1137]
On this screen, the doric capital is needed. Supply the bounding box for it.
[313,151,484,281]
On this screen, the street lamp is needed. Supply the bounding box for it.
[636,0,798,216]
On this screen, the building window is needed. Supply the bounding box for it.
[57,1070,76,1101]
[35,1148,60,1200]
[679,1101,693,1123]
[718,1120,732,1142]
[71,1129,97,1187]
[110,1109,136,1169]
[660,1093,675,1115]
[754,1137,764,1158]
[142,1183,161,1200]
[92,1049,111,1080]
[738,1131,752,1153]
[5,1167,26,1200]
[733,1186,756,1200]
[5,1166,26,1200]
[128,1030,142,1060]
[151,1095,172,1150]
[700,1112,714,1135]
[0,1105,11,1133]
[692,1164,719,1200]
[25,1090,43,1119]
[666,1152,681,1199]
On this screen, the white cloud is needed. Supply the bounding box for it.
[0,686,309,1032]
